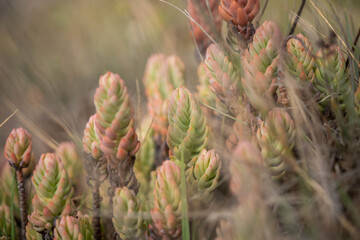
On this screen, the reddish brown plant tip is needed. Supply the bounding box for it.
[187,0,222,56]
[219,0,260,29]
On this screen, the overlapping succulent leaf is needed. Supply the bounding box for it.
[187,0,222,56]
[151,161,182,239]
[77,213,94,240]
[28,194,73,232]
[83,115,102,160]
[54,215,94,240]
[56,142,83,187]
[143,54,185,141]
[26,223,42,240]
[219,0,260,29]
[256,109,295,178]
[242,20,283,113]
[314,45,350,110]
[4,128,33,169]
[29,153,74,232]
[186,149,221,199]
[205,44,242,115]
[112,187,146,239]
[0,204,11,237]
[167,87,208,164]
[94,71,140,168]
[286,34,316,84]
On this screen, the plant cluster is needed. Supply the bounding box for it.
[1,0,360,239]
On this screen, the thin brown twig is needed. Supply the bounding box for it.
[345,27,360,68]
[288,0,306,36]
[16,169,27,240]
[92,172,102,240]
[255,0,270,28]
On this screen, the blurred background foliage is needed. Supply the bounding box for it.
[0,0,359,163]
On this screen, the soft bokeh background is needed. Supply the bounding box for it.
[0,0,359,161]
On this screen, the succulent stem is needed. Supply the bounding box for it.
[16,169,27,240]
[83,153,105,240]
[92,171,101,240]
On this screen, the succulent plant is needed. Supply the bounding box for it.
[257,108,295,178]
[28,194,73,232]
[186,149,222,199]
[112,187,146,239]
[187,0,222,56]
[286,33,316,84]
[219,0,260,44]
[83,114,107,175]
[143,54,185,142]
[219,0,260,30]
[83,115,101,160]
[151,161,182,239]
[54,215,94,240]
[4,128,33,169]
[167,87,208,164]
[26,223,42,240]
[230,140,264,196]
[314,45,350,111]
[0,204,11,237]
[4,127,33,239]
[56,142,84,188]
[94,71,140,169]
[242,20,283,113]
[29,153,74,232]
[77,213,94,240]
[205,44,242,115]
[83,114,107,240]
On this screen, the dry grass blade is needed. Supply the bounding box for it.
[308,0,360,67]
[158,0,219,50]
[5,101,58,150]
[0,109,18,128]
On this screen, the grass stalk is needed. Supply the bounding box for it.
[180,149,190,240]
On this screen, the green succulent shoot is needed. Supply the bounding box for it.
[94,71,140,168]
[112,187,146,239]
[257,108,295,178]
[286,33,316,84]
[54,215,94,240]
[29,153,74,232]
[151,160,182,239]
[167,86,208,165]
[314,45,350,111]
[242,20,283,113]
[186,149,222,200]
[56,142,83,188]
[205,44,242,115]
